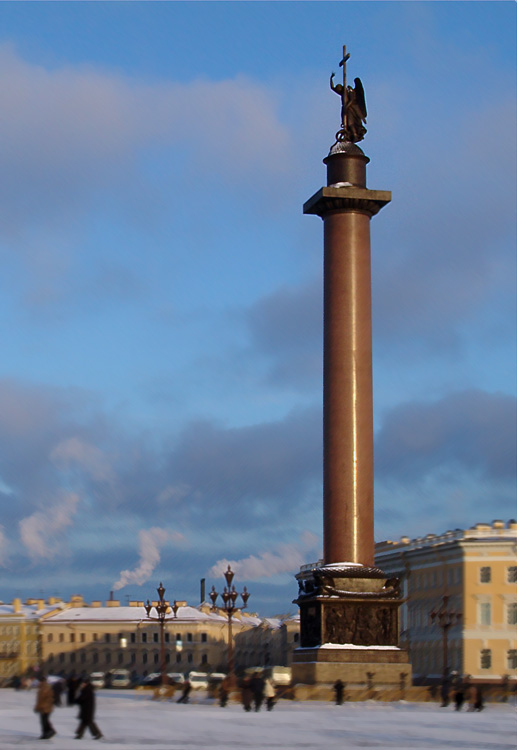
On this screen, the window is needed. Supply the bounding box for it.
[142,652,148,665]
[201,654,208,664]
[93,633,98,642]
[165,653,170,664]
[47,634,53,643]
[142,633,147,643]
[70,633,75,643]
[187,653,193,663]
[165,633,170,643]
[59,633,64,643]
[118,653,123,664]
[48,653,54,662]
[93,652,98,664]
[130,633,136,643]
[480,649,491,669]
[507,603,517,626]
[154,653,159,665]
[176,633,181,642]
[186,633,192,642]
[176,653,182,664]
[105,651,111,665]
[508,567,517,584]
[70,652,75,664]
[479,602,491,625]
[81,653,86,664]
[80,633,86,643]
[130,653,136,664]
[201,633,207,643]
[105,633,111,643]
[480,567,491,583]
[507,649,517,670]
[153,633,158,643]
[59,653,65,664]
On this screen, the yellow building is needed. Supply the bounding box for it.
[0,598,64,683]
[375,520,517,687]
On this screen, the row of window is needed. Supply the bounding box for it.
[47,650,206,666]
[47,631,208,644]
[479,566,517,584]
[481,649,517,670]
[478,602,517,626]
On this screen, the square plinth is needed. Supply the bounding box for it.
[292,645,411,687]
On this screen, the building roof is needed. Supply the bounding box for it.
[42,605,228,625]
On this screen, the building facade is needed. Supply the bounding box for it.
[375,520,517,686]
[0,595,298,681]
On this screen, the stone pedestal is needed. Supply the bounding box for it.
[292,562,411,686]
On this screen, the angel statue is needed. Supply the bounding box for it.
[330,72,367,143]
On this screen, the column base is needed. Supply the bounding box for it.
[293,562,412,687]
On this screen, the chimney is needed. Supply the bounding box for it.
[200,578,205,604]
[12,598,21,613]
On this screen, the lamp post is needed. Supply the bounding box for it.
[210,566,250,684]
[430,595,462,703]
[144,583,179,687]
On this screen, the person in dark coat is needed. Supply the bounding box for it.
[333,679,345,705]
[249,672,265,712]
[34,675,56,740]
[75,678,103,740]
[52,678,64,707]
[67,674,79,706]
[454,688,465,711]
[473,686,484,711]
[240,676,253,712]
[176,679,191,704]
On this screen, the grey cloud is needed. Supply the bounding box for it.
[375,389,517,483]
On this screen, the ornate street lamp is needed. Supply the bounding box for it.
[430,594,462,702]
[144,583,179,686]
[210,566,250,683]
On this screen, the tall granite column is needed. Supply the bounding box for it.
[292,48,411,689]
[305,143,390,567]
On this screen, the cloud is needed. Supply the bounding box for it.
[113,527,185,590]
[18,492,79,562]
[209,531,320,581]
[375,389,517,483]
[51,437,117,484]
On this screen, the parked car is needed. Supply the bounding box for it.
[89,672,106,689]
[108,669,132,688]
[265,667,292,686]
[187,671,209,690]
[167,672,185,686]
[208,672,227,685]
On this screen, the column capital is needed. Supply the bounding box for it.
[303,186,391,219]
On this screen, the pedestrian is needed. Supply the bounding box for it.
[264,677,276,711]
[67,674,78,706]
[440,679,450,707]
[333,679,345,706]
[240,676,252,712]
[454,688,464,711]
[473,686,484,711]
[34,675,57,740]
[75,677,103,740]
[249,672,265,712]
[218,678,230,708]
[52,678,64,707]
[176,679,191,704]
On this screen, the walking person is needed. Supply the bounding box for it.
[333,679,345,706]
[454,687,465,711]
[75,677,103,740]
[34,675,56,740]
[264,677,276,711]
[249,672,265,712]
[240,676,252,712]
[176,679,191,704]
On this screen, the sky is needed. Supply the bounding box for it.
[0,1,515,616]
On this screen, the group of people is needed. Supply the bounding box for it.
[450,685,484,712]
[34,675,103,741]
[238,672,276,712]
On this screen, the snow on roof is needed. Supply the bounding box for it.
[43,605,228,624]
[0,603,60,619]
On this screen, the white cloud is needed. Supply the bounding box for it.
[18,492,79,562]
[208,531,319,581]
[113,527,185,591]
[51,436,116,484]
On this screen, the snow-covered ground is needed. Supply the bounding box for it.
[1,689,515,749]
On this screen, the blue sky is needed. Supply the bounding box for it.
[0,2,515,615]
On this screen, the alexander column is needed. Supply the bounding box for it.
[292,46,411,689]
